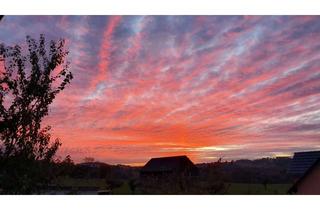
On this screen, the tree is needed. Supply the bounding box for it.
[0,34,73,194]
[57,155,75,177]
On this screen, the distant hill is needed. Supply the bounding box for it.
[71,161,139,180]
[196,157,293,184]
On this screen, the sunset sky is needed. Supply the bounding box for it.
[1,16,320,165]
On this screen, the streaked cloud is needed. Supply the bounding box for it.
[1,16,320,165]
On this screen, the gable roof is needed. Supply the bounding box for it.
[288,150,320,176]
[141,155,196,173]
[288,158,320,194]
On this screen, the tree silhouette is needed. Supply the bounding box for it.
[0,34,73,194]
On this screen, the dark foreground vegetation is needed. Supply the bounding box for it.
[23,156,294,195]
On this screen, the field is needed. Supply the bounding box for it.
[112,181,133,194]
[52,177,293,195]
[111,182,293,195]
[225,183,292,195]
[54,177,107,189]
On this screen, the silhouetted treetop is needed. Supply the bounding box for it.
[0,34,73,194]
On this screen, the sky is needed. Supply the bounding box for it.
[0,16,320,165]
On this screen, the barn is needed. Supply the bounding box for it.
[288,158,320,194]
[140,155,198,178]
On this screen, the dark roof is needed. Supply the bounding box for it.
[141,155,196,173]
[288,151,320,175]
[0,16,3,21]
[288,158,320,194]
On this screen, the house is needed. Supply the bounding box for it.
[287,150,320,178]
[140,155,198,178]
[288,158,320,195]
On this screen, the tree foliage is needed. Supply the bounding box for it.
[0,34,73,194]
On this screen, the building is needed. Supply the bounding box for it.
[288,158,320,195]
[288,150,320,178]
[140,155,198,178]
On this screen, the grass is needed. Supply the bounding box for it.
[225,183,292,195]
[111,181,133,194]
[54,176,107,189]
[54,177,133,194]
[111,181,292,195]
[53,177,293,195]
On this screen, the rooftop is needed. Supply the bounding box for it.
[288,150,320,176]
[141,155,197,173]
